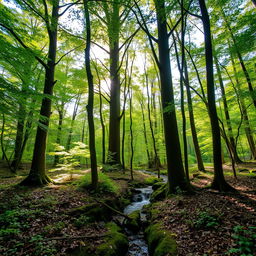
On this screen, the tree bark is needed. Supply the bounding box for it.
[106,3,121,166]
[84,0,98,189]
[154,0,190,193]
[21,0,60,186]
[184,59,205,172]
[199,0,233,191]
[54,104,64,165]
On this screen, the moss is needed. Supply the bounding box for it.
[151,183,167,202]
[146,223,177,256]
[96,222,128,256]
[68,202,112,222]
[145,177,163,185]
[152,182,165,191]
[125,210,141,233]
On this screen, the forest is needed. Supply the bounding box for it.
[0,0,255,255]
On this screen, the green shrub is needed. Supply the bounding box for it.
[229,225,256,255]
[194,211,220,229]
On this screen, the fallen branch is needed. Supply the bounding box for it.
[45,234,106,241]
[94,199,131,220]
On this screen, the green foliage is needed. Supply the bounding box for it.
[29,235,57,256]
[49,142,89,178]
[43,221,65,234]
[74,215,91,228]
[229,226,256,255]
[78,171,119,194]
[194,211,221,229]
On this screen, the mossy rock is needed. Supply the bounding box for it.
[68,202,112,222]
[96,222,128,256]
[145,223,177,256]
[150,183,167,202]
[152,182,165,191]
[145,177,163,186]
[124,210,141,233]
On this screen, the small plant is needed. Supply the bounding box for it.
[193,211,220,229]
[229,225,256,255]
[43,221,65,234]
[74,215,91,228]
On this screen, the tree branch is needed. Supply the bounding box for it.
[0,23,47,69]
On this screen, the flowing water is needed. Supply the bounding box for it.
[124,186,153,256]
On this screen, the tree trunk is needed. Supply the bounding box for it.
[129,87,134,180]
[66,95,80,151]
[98,83,106,164]
[84,0,98,189]
[139,97,151,168]
[184,59,205,172]
[145,71,160,177]
[20,1,59,186]
[229,48,256,160]
[54,105,64,165]
[154,0,190,193]
[11,103,25,172]
[199,0,233,191]
[213,51,242,164]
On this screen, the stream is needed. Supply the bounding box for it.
[124,186,153,256]
[123,170,167,256]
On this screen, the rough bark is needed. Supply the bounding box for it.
[154,0,190,193]
[21,1,60,186]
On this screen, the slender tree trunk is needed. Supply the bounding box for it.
[129,87,134,180]
[139,98,151,168]
[154,0,190,193]
[229,48,256,160]
[199,0,233,191]
[184,59,205,172]
[66,95,80,150]
[21,1,60,186]
[145,70,160,177]
[84,0,98,189]
[98,83,106,164]
[54,105,64,165]
[11,103,25,172]
[213,52,242,164]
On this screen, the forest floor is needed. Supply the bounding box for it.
[0,162,255,256]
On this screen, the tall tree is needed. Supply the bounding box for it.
[84,0,98,189]
[139,0,191,192]
[199,0,233,191]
